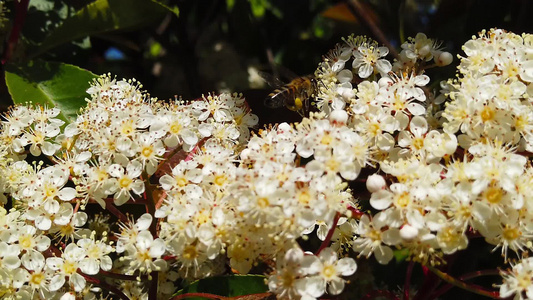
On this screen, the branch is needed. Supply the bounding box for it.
[425,266,500,299]
[404,261,415,300]
[347,0,399,59]
[1,0,29,64]
[429,269,501,299]
[81,272,130,300]
[315,212,340,255]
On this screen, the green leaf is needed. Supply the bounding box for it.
[226,0,236,11]
[31,0,179,57]
[5,60,97,124]
[174,275,269,299]
[393,248,410,263]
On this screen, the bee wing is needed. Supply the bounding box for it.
[259,71,287,109]
[264,90,286,109]
[258,71,285,89]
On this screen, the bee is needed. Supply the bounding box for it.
[263,74,318,117]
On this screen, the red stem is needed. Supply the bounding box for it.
[425,266,500,299]
[362,290,400,300]
[2,0,29,65]
[315,212,340,255]
[170,292,230,300]
[104,198,129,223]
[429,269,501,299]
[404,261,414,300]
[81,272,130,300]
[347,206,365,219]
[99,270,145,281]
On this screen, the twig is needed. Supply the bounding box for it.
[429,269,501,299]
[425,265,500,299]
[347,0,399,59]
[1,0,29,64]
[315,212,340,255]
[81,272,130,300]
[404,261,415,300]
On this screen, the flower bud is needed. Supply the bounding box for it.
[329,109,348,125]
[400,224,419,241]
[435,51,453,66]
[366,173,386,193]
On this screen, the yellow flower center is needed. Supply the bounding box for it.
[395,192,411,208]
[141,145,154,158]
[170,122,182,134]
[182,245,198,260]
[121,120,135,136]
[195,209,210,225]
[412,137,424,150]
[63,261,78,275]
[480,106,495,122]
[214,174,227,186]
[483,186,503,204]
[298,190,311,205]
[502,225,520,242]
[19,234,33,249]
[257,197,270,208]
[137,250,152,263]
[321,133,333,145]
[321,264,337,280]
[119,176,133,189]
[29,272,44,286]
[369,122,381,137]
[176,176,188,187]
[326,158,340,172]
[44,184,58,198]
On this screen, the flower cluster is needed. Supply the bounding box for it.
[0,28,532,300]
[441,29,533,150]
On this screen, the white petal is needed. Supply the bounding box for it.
[136,213,153,231]
[48,274,66,291]
[358,64,373,78]
[407,102,426,116]
[369,190,392,210]
[149,238,166,258]
[336,257,357,276]
[327,277,345,295]
[375,245,393,264]
[79,258,100,275]
[318,248,337,265]
[35,216,52,231]
[70,273,86,292]
[58,187,76,201]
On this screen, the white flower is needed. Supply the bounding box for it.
[352,45,391,78]
[353,213,400,265]
[268,247,319,299]
[77,237,114,275]
[46,243,87,292]
[106,161,145,206]
[122,230,167,276]
[306,248,357,295]
[500,257,533,300]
